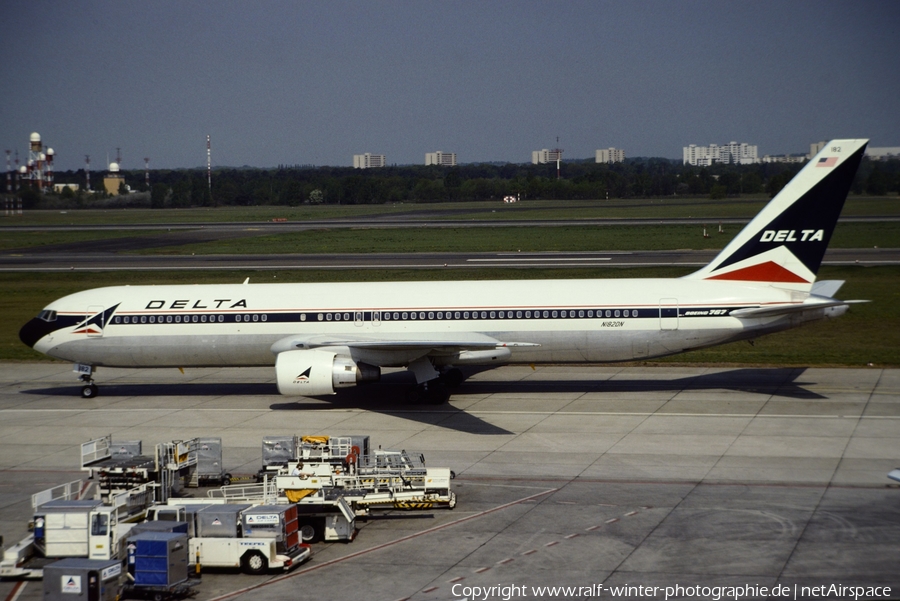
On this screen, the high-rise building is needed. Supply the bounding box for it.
[809,141,827,159]
[425,151,457,166]
[595,148,625,163]
[532,149,563,164]
[683,142,758,166]
[353,153,386,169]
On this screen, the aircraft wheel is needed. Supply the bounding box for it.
[425,383,450,405]
[81,384,98,399]
[441,368,464,388]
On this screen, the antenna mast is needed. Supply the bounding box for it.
[552,136,564,180]
[207,135,212,206]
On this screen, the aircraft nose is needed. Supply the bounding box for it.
[19,318,51,349]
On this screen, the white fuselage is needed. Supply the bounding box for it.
[33,277,824,368]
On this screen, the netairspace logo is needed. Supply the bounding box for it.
[450,582,894,600]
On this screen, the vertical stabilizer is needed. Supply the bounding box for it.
[685,139,867,290]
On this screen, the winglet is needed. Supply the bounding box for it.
[685,139,868,290]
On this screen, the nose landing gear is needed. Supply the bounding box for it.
[75,363,98,398]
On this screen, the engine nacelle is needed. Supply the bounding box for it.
[275,350,380,396]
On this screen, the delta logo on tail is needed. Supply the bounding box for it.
[687,140,867,288]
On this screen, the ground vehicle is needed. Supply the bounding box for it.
[148,503,311,574]
[1,484,153,579]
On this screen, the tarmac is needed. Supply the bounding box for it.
[1,363,898,601]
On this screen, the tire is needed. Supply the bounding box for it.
[441,368,464,388]
[298,518,323,543]
[81,384,98,398]
[241,550,268,575]
[426,383,450,405]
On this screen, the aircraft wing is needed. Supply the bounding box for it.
[730,299,869,319]
[271,333,540,355]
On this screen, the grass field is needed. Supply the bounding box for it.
[5,195,898,226]
[3,265,898,366]
[136,221,900,255]
[3,221,898,255]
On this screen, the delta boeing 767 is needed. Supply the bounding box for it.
[19,139,868,403]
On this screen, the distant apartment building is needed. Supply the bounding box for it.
[595,148,625,164]
[683,142,758,166]
[425,151,457,166]
[353,153,386,169]
[865,147,900,161]
[809,141,827,159]
[532,149,563,164]
[761,154,807,164]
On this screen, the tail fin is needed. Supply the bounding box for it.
[686,139,868,290]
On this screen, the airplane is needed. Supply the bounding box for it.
[19,139,869,403]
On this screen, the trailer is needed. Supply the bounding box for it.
[146,503,311,574]
[206,479,357,544]
[122,531,197,600]
[188,437,231,487]
[42,558,122,601]
[82,435,199,504]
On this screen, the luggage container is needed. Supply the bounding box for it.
[43,558,121,601]
[126,531,189,588]
[192,437,231,487]
[195,504,251,538]
[241,504,300,552]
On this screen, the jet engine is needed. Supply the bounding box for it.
[275,350,380,396]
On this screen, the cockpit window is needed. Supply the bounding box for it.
[38,310,58,322]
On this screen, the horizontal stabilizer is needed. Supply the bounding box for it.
[811,280,845,298]
[730,299,868,319]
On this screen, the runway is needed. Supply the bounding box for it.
[1,363,898,600]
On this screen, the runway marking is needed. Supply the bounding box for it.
[467,257,612,262]
[3,581,26,601]
[203,487,557,601]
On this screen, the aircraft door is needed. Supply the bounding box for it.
[355,311,364,327]
[372,311,381,326]
[87,305,106,338]
[659,298,679,331]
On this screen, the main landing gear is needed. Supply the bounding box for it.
[75,364,98,398]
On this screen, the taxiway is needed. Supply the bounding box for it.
[0,363,898,600]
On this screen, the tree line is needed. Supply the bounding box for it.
[16,157,900,209]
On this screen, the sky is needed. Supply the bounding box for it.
[2,1,899,171]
